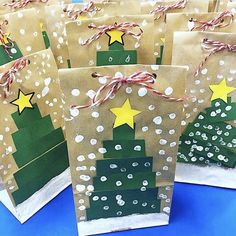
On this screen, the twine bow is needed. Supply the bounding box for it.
[72,71,184,110]
[195,38,236,77]
[63,1,100,20]
[3,0,48,9]
[0,20,15,58]
[150,0,187,20]
[0,57,30,97]
[80,22,143,46]
[190,10,234,31]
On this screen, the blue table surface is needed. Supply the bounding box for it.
[0,183,235,236]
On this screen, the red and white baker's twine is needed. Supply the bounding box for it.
[194,38,236,77]
[150,0,187,20]
[0,57,29,97]
[64,1,100,20]
[0,20,15,58]
[80,22,143,46]
[3,0,48,9]
[190,10,234,31]
[72,72,184,110]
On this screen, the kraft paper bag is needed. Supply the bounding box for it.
[0,9,46,66]
[140,0,209,65]
[66,15,155,68]
[0,48,70,223]
[163,10,235,64]
[172,31,236,189]
[59,64,187,236]
[45,1,119,69]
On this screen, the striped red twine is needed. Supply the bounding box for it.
[0,57,30,97]
[194,38,236,77]
[3,0,48,9]
[150,0,187,20]
[190,10,234,31]
[72,71,184,110]
[64,1,100,20]
[80,22,143,46]
[0,20,15,59]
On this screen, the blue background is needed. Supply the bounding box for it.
[0,183,235,236]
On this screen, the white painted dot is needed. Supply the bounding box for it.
[70,108,80,117]
[80,175,90,181]
[98,77,107,84]
[92,112,99,118]
[11,48,17,54]
[148,105,155,111]
[75,135,84,143]
[159,139,167,145]
[219,60,225,66]
[169,129,175,135]
[90,139,97,145]
[98,148,107,154]
[138,88,148,97]
[116,181,122,186]
[20,29,25,35]
[201,68,208,75]
[76,185,85,192]
[79,205,86,211]
[58,37,64,44]
[26,46,32,52]
[169,113,176,119]
[71,89,80,97]
[86,90,96,99]
[0,135,3,141]
[96,126,104,133]
[142,126,148,132]
[88,153,96,160]
[153,116,162,125]
[115,145,122,150]
[155,129,162,135]
[101,176,107,182]
[165,87,173,96]
[126,87,132,94]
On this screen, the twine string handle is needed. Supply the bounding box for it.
[0,20,15,58]
[194,38,236,76]
[63,1,100,20]
[72,71,184,110]
[0,57,30,97]
[3,0,48,9]
[80,22,143,46]
[190,10,234,31]
[150,0,187,20]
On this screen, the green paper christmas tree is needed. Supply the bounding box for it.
[178,80,236,168]
[96,29,137,66]
[10,90,69,205]
[86,99,160,220]
[0,33,23,66]
[40,22,50,49]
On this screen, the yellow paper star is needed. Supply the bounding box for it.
[160,38,165,44]
[106,30,125,46]
[209,79,235,102]
[10,89,34,114]
[110,99,141,129]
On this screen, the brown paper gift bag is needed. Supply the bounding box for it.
[140,0,209,65]
[0,48,70,223]
[0,8,46,66]
[172,31,236,188]
[66,15,155,68]
[163,10,235,64]
[0,0,71,49]
[59,64,187,235]
[45,1,119,69]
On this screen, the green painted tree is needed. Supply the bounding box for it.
[96,29,137,66]
[0,33,23,66]
[10,90,69,205]
[178,82,236,168]
[86,99,160,220]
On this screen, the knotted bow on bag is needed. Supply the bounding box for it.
[3,0,48,9]
[195,38,236,76]
[190,10,234,31]
[80,22,143,46]
[150,0,187,20]
[0,57,29,97]
[63,1,100,20]
[72,71,184,110]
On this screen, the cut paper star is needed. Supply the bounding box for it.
[209,79,235,103]
[110,99,141,129]
[106,29,125,46]
[10,89,34,115]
